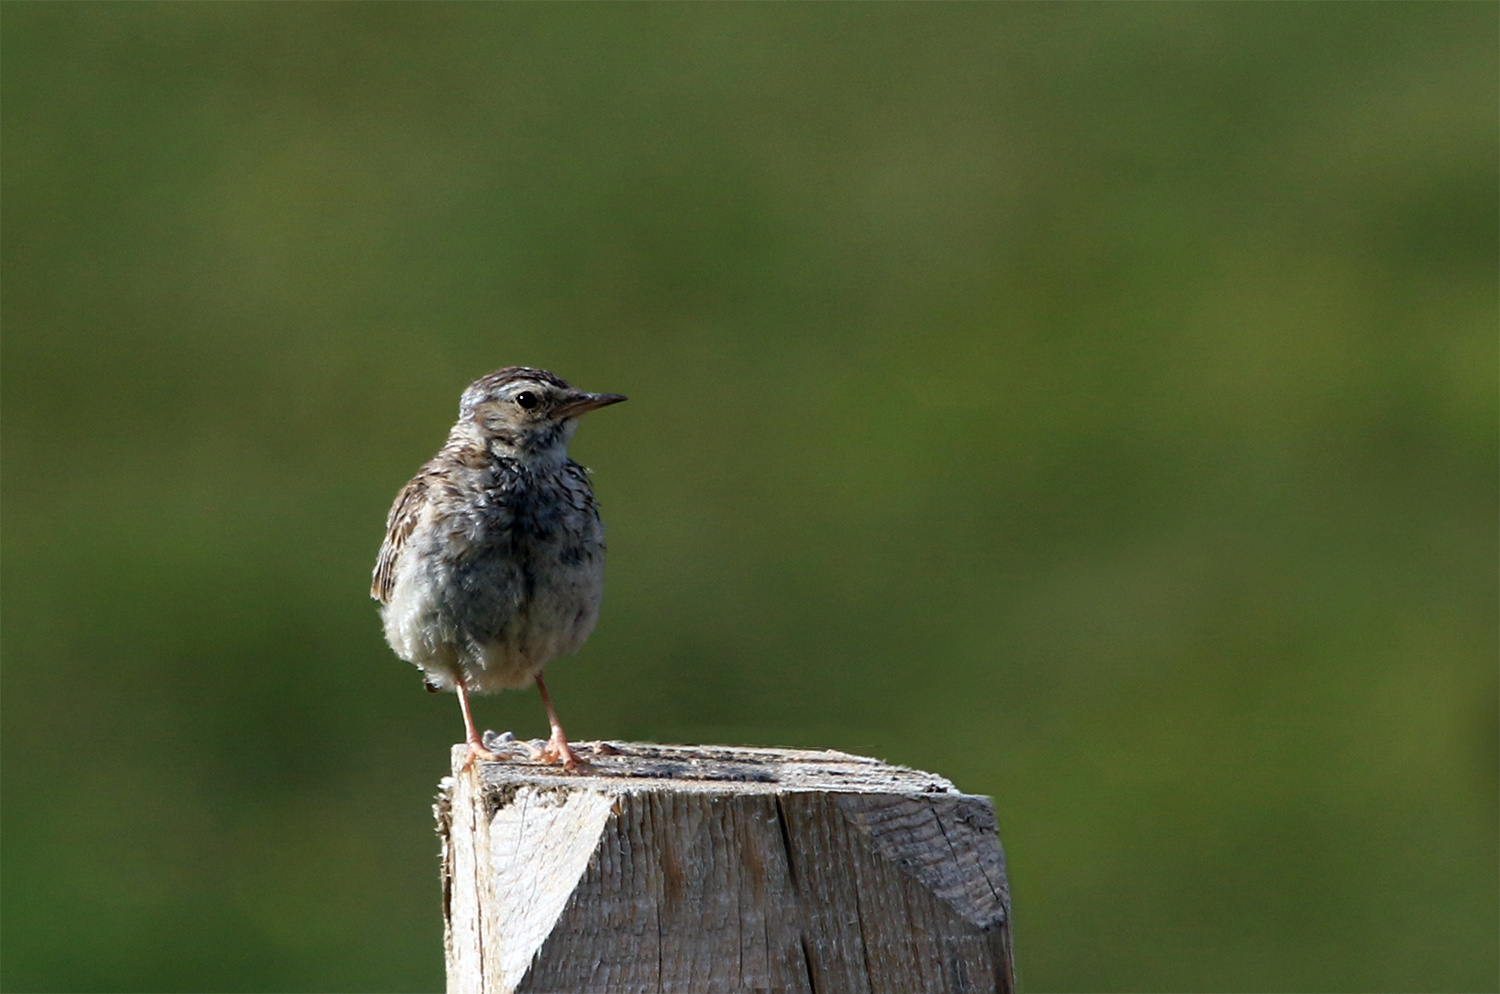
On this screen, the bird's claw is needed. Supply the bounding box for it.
[533,733,578,771]
[460,740,506,772]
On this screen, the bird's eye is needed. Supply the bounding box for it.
[514,391,538,410]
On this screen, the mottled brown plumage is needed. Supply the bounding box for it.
[372,367,625,769]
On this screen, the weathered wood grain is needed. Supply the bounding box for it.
[435,741,1014,994]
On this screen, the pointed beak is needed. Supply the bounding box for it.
[553,391,627,419]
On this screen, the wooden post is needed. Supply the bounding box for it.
[435,742,1015,994]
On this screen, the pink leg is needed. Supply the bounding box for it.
[534,674,577,770]
[455,680,502,769]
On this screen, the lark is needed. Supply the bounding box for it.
[372,367,625,770]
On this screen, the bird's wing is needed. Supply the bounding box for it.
[372,473,429,603]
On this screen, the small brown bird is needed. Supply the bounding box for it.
[372,367,625,769]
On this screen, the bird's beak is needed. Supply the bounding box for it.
[553,391,627,418]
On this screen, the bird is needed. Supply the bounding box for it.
[372,367,625,770]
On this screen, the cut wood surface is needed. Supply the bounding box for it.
[435,741,1015,994]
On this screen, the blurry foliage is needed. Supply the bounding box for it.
[2,4,1495,992]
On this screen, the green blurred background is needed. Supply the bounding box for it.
[2,3,1495,991]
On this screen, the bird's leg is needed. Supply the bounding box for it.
[455,680,503,769]
[534,673,578,770]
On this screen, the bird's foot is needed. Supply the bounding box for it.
[540,734,579,771]
[460,737,506,772]
[521,730,578,771]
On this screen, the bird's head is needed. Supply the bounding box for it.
[457,367,626,458]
